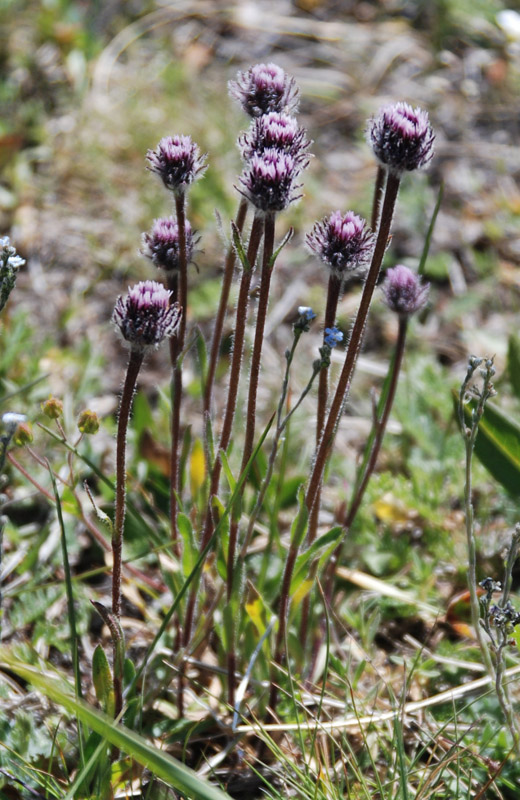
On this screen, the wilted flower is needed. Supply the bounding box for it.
[77,409,100,435]
[294,306,316,333]
[42,396,63,419]
[146,135,207,194]
[368,102,434,174]
[113,281,181,352]
[229,62,299,118]
[381,265,429,316]
[239,112,310,161]
[306,211,375,278]
[238,148,305,213]
[142,217,195,273]
[324,327,344,347]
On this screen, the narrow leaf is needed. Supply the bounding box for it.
[458,393,520,495]
[0,654,234,800]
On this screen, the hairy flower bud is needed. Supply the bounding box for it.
[141,217,194,274]
[382,265,429,316]
[239,112,310,161]
[113,281,181,351]
[368,102,434,174]
[306,211,374,278]
[146,135,207,194]
[229,62,299,118]
[238,148,305,213]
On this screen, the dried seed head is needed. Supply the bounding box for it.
[238,148,305,213]
[368,102,435,174]
[306,211,374,278]
[141,217,194,274]
[382,264,429,316]
[239,112,310,161]
[146,135,207,194]
[113,280,181,352]
[229,62,299,118]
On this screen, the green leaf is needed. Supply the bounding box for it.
[0,652,234,800]
[277,475,307,509]
[92,645,115,717]
[231,222,251,273]
[92,646,112,704]
[508,334,520,401]
[289,486,308,551]
[290,527,343,595]
[178,513,197,579]
[458,394,520,495]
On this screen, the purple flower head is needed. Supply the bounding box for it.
[306,210,375,278]
[229,62,299,118]
[141,217,194,274]
[113,280,181,351]
[324,327,343,348]
[146,135,207,194]
[238,148,304,213]
[382,265,429,317]
[368,102,434,174]
[239,112,310,161]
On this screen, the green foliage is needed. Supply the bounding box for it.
[459,393,520,495]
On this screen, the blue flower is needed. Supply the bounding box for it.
[324,327,343,348]
[297,306,316,322]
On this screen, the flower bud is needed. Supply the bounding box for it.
[381,265,429,316]
[238,148,305,213]
[141,217,194,274]
[306,211,374,278]
[77,410,100,435]
[228,62,299,118]
[368,102,434,174]
[112,280,181,352]
[239,112,310,161]
[13,421,33,446]
[42,396,63,419]
[146,135,207,195]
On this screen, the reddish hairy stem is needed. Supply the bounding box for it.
[315,314,408,671]
[305,171,401,516]
[371,165,386,233]
[182,212,264,650]
[226,211,275,706]
[203,198,248,419]
[344,315,408,531]
[113,349,143,620]
[169,192,188,544]
[299,272,342,644]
